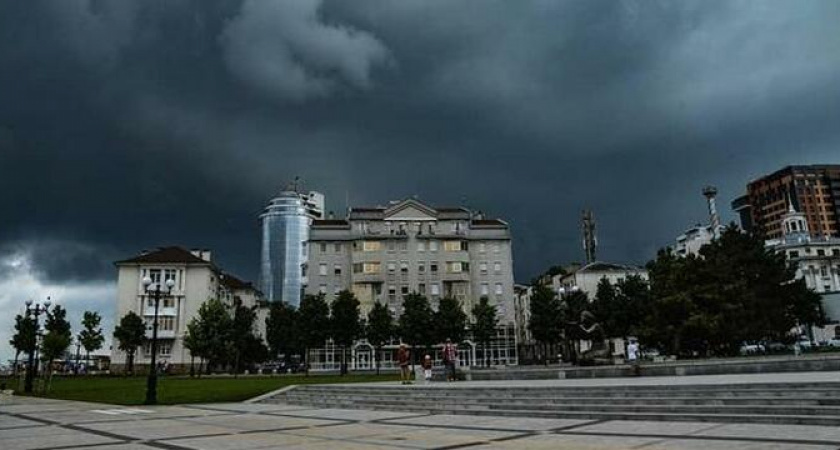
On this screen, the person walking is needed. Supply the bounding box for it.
[443,338,457,382]
[626,339,641,376]
[422,354,433,384]
[398,344,412,385]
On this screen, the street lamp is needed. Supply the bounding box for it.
[23,296,51,394]
[142,276,175,405]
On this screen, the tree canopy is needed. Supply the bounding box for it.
[399,293,435,353]
[114,311,145,373]
[434,297,468,343]
[79,311,105,360]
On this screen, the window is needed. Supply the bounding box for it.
[789,251,800,258]
[418,262,426,273]
[494,243,501,253]
[163,296,175,308]
[320,243,327,253]
[418,241,425,252]
[158,317,175,331]
[334,243,342,253]
[363,241,381,252]
[833,249,840,257]
[430,262,439,273]
[818,249,826,257]
[319,263,328,276]
[148,269,161,284]
[399,240,408,252]
[821,266,829,277]
[493,262,502,274]
[319,284,327,294]
[480,283,489,296]
[479,242,486,253]
[164,269,176,285]
[334,264,342,276]
[387,261,396,274]
[388,286,397,302]
[357,262,380,274]
[387,241,396,252]
[429,241,439,252]
[418,283,426,295]
[159,342,172,356]
[333,286,340,295]
[353,263,362,274]
[444,240,463,252]
[401,286,409,295]
[446,261,466,273]
[480,262,488,274]
[400,261,409,274]
[495,283,503,296]
[430,284,440,296]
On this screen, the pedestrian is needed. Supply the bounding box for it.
[626,339,640,376]
[422,354,433,384]
[443,338,457,382]
[398,344,412,385]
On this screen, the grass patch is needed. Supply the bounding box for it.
[1,373,397,406]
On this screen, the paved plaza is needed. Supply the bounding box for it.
[4,385,840,450]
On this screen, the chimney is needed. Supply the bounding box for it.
[201,249,212,262]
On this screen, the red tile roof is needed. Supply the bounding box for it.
[115,246,210,265]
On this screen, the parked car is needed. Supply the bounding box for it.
[826,338,840,348]
[739,342,766,355]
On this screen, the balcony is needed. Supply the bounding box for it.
[144,306,177,317]
[146,329,176,339]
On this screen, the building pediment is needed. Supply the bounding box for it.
[383,199,438,221]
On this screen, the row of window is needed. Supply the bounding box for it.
[342,260,503,275]
[317,283,506,298]
[342,240,502,253]
[788,248,840,258]
[141,268,184,291]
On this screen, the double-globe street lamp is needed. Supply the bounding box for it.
[141,276,175,405]
[23,297,51,393]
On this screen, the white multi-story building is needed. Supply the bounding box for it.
[111,247,262,373]
[552,262,649,299]
[305,198,518,368]
[768,205,840,341]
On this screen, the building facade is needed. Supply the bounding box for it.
[768,205,840,341]
[732,165,840,241]
[111,247,262,373]
[259,188,324,306]
[305,198,518,368]
[552,262,649,299]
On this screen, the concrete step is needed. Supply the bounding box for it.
[283,392,840,406]
[283,395,840,416]
[282,398,840,426]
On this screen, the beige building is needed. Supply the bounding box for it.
[111,247,262,373]
[552,262,649,299]
[305,198,518,367]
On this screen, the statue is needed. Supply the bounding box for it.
[578,311,611,365]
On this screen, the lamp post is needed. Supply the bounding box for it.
[24,297,51,394]
[142,276,175,405]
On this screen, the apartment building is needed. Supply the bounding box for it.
[732,165,840,241]
[111,247,262,373]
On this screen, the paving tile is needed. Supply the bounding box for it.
[185,403,313,413]
[0,414,46,429]
[693,423,840,443]
[572,420,724,436]
[0,427,120,450]
[270,407,421,421]
[180,413,339,431]
[467,433,661,449]
[283,422,419,439]
[645,438,838,450]
[166,431,327,450]
[75,418,238,440]
[354,426,521,449]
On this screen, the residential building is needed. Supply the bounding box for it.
[768,204,840,341]
[111,247,262,373]
[259,186,324,306]
[306,198,517,368]
[732,165,840,241]
[552,262,649,299]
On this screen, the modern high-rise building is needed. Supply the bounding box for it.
[732,165,840,241]
[259,185,324,306]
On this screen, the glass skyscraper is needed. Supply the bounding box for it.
[259,189,323,306]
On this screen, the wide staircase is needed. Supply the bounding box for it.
[263,381,840,426]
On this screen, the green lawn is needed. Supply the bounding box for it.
[1,373,397,405]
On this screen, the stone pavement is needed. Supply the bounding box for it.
[4,394,840,449]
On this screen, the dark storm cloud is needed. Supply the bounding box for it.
[1,0,840,287]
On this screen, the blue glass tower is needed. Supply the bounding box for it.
[259,189,322,306]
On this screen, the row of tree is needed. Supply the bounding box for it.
[527,226,825,359]
[266,291,500,374]
[10,307,105,386]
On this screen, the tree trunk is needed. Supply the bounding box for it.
[189,356,195,377]
[304,347,310,376]
[375,346,381,376]
[127,351,135,375]
[12,351,19,377]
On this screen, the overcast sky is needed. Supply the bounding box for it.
[1,1,839,362]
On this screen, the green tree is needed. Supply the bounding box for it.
[560,290,590,363]
[230,300,263,375]
[592,276,650,339]
[434,297,468,344]
[114,311,145,375]
[471,296,498,367]
[79,311,105,369]
[330,290,362,375]
[182,318,207,377]
[192,298,233,373]
[298,293,330,375]
[265,301,300,366]
[528,283,562,364]
[366,302,393,375]
[398,293,435,367]
[41,305,72,390]
[10,313,37,375]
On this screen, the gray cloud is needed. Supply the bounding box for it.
[0,0,838,306]
[221,0,390,101]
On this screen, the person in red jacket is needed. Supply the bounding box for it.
[398,344,411,385]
